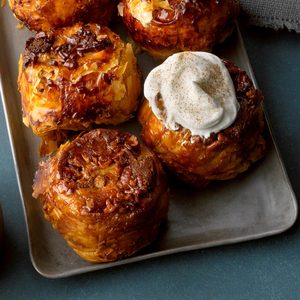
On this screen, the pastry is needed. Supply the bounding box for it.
[139,51,266,186]
[119,0,239,59]
[18,23,141,155]
[33,128,169,262]
[9,0,116,32]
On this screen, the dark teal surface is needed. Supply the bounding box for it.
[0,26,300,299]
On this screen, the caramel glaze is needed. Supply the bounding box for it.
[122,0,239,59]
[23,29,113,69]
[9,0,116,32]
[18,23,142,155]
[139,60,266,186]
[33,129,169,262]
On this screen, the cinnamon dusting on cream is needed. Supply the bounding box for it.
[144,52,240,138]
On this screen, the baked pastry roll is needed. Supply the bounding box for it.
[139,52,266,187]
[119,0,239,59]
[18,23,141,155]
[33,129,169,262]
[8,0,116,32]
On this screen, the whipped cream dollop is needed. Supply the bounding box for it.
[144,52,240,138]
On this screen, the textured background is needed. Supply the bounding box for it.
[241,0,300,32]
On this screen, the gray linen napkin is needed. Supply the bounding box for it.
[240,0,300,33]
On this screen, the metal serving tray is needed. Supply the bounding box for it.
[0,5,297,278]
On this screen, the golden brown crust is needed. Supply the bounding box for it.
[9,0,116,32]
[18,23,142,155]
[33,129,169,262]
[121,0,239,59]
[138,60,266,186]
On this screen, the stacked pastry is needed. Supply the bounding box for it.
[139,52,266,187]
[10,0,266,263]
[10,0,169,263]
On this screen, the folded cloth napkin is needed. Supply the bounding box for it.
[240,0,300,33]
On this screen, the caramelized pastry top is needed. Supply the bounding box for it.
[23,28,113,69]
[34,130,157,210]
[120,0,239,59]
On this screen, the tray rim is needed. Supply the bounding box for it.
[0,22,298,279]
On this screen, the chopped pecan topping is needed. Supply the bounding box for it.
[23,32,54,67]
[23,25,113,69]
